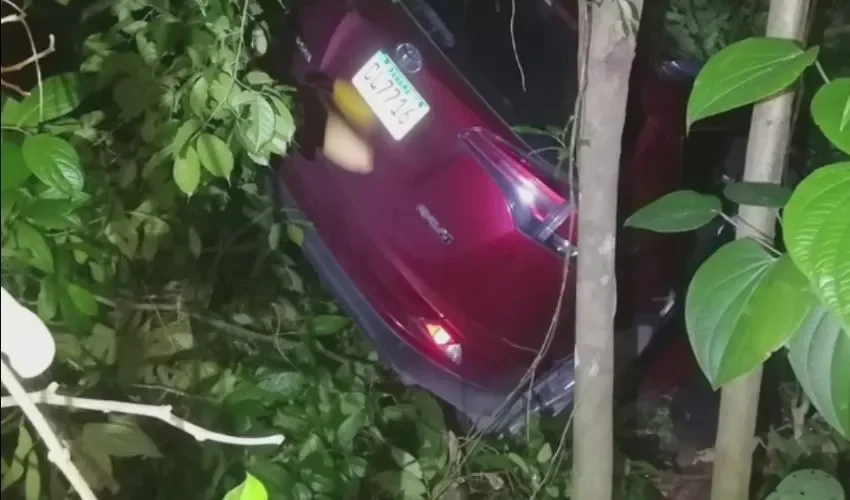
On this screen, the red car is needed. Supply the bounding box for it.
[271,0,729,430]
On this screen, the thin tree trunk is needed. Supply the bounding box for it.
[710,2,811,500]
[572,1,644,499]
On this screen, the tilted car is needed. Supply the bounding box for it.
[271,0,734,431]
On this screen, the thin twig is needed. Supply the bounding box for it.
[0,34,55,73]
[509,0,527,92]
[1,13,23,24]
[1,383,285,447]
[1,0,49,123]
[1,361,98,500]
[1,78,29,96]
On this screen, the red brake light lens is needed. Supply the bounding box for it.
[421,321,462,364]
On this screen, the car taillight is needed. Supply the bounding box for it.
[460,128,577,257]
[422,321,462,364]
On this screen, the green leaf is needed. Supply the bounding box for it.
[84,324,117,365]
[21,134,84,196]
[37,278,58,320]
[71,434,117,493]
[625,190,721,233]
[174,146,201,196]
[783,162,850,332]
[268,223,281,250]
[15,223,53,273]
[1,141,31,192]
[142,317,194,358]
[723,182,792,208]
[66,283,98,316]
[172,119,202,157]
[687,38,818,128]
[311,315,350,336]
[787,306,850,438]
[248,461,295,498]
[188,227,202,258]
[536,442,553,463]
[22,199,81,229]
[413,392,445,433]
[223,473,269,500]
[23,457,40,500]
[256,372,305,397]
[240,96,276,153]
[196,133,234,180]
[2,425,32,490]
[269,96,295,154]
[766,469,845,500]
[82,421,162,458]
[685,240,814,387]
[373,471,427,500]
[4,73,86,127]
[810,78,850,155]
[245,71,274,86]
[286,222,304,246]
[392,448,423,479]
[337,411,366,450]
[189,77,209,117]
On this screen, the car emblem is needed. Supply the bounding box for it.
[394,42,423,74]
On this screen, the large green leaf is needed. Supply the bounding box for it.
[240,96,276,154]
[15,223,54,273]
[173,146,201,196]
[685,240,814,387]
[625,190,721,233]
[66,283,98,317]
[196,133,234,180]
[783,162,850,332]
[223,473,268,500]
[787,306,850,438]
[1,141,31,192]
[811,78,850,155]
[311,315,350,336]
[21,135,84,196]
[766,469,845,500]
[687,38,818,128]
[2,73,86,127]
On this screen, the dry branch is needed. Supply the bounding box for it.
[1,360,99,500]
[0,383,286,447]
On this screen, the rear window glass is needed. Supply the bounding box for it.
[405,0,578,131]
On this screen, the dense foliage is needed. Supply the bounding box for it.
[1,0,848,499]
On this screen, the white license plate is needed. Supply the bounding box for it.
[351,50,430,140]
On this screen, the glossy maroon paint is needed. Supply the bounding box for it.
[279,0,689,389]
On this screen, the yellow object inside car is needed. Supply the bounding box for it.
[331,79,377,133]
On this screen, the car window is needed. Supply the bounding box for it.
[404,0,577,132]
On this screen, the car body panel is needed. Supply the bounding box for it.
[276,0,689,397]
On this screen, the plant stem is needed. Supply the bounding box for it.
[710,2,811,500]
[814,60,830,84]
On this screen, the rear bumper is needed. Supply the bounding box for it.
[269,172,576,432]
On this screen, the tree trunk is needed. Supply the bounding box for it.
[572,1,644,499]
[709,2,811,500]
